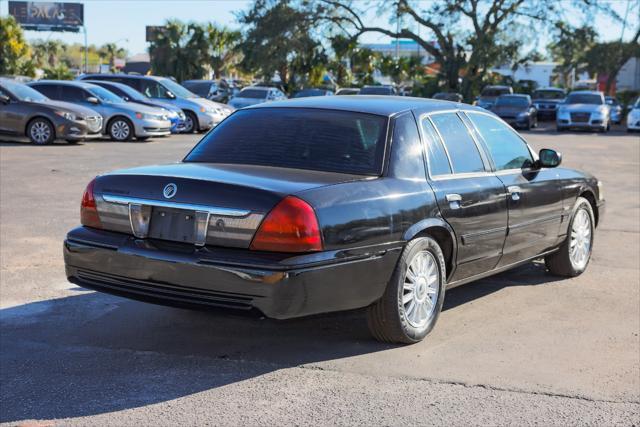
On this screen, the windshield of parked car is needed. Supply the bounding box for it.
[495,96,529,107]
[532,90,565,100]
[87,86,126,103]
[237,88,269,99]
[359,86,394,95]
[605,97,619,106]
[565,93,603,105]
[480,88,510,97]
[185,108,388,175]
[2,80,48,102]
[183,81,215,97]
[158,78,198,98]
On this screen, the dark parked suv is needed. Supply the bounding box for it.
[64,97,604,344]
[0,78,102,144]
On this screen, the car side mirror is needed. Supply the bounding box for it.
[0,94,10,104]
[538,148,562,168]
[86,96,100,105]
[165,90,176,99]
[123,96,130,101]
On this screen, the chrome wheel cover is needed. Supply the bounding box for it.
[30,121,51,144]
[402,251,439,328]
[111,120,130,140]
[184,115,194,132]
[570,208,592,269]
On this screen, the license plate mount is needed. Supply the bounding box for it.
[148,207,196,244]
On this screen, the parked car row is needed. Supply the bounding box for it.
[0,75,233,144]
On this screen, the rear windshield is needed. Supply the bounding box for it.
[185,108,388,175]
[359,87,394,95]
[237,89,268,99]
[532,90,565,100]
[184,81,214,97]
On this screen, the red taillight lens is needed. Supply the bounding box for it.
[250,196,323,253]
[80,178,102,229]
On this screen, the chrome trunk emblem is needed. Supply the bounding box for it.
[163,183,177,199]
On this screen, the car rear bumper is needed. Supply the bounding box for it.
[63,226,400,319]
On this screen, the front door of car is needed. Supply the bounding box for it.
[464,112,564,267]
[421,112,508,281]
[0,88,23,135]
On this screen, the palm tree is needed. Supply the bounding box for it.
[99,43,126,71]
[206,25,241,78]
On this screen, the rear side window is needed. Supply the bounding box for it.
[140,80,167,98]
[421,118,452,176]
[389,113,425,180]
[184,82,212,97]
[185,108,388,175]
[31,84,58,99]
[61,86,88,102]
[430,113,485,174]
[467,113,534,170]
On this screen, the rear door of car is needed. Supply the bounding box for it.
[420,111,508,281]
[0,87,24,135]
[464,111,564,266]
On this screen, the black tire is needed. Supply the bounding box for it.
[183,111,198,134]
[27,118,55,145]
[108,117,134,141]
[557,126,564,132]
[545,197,595,277]
[524,119,531,131]
[137,136,151,142]
[367,236,446,344]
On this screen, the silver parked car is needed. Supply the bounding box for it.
[29,80,172,141]
[556,90,611,133]
[605,96,623,124]
[228,86,287,109]
[79,74,233,134]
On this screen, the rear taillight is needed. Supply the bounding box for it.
[250,196,323,253]
[80,178,102,229]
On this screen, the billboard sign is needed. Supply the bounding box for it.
[8,1,84,32]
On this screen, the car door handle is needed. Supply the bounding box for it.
[508,186,522,201]
[446,193,462,209]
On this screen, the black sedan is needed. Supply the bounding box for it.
[492,94,538,129]
[63,96,604,344]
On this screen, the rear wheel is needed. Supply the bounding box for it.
[108,117,134,141]
[545,197,594,277]
[367,236,446,344]
[27,118,55,145]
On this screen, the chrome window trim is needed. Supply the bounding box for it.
[101,194,252,218]
[417,110,493,181]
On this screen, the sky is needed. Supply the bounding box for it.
[0,0,638,57]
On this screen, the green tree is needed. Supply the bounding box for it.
[149,20,210,81]
[548,23,598,86]
[206,25,242,78]
[349,47,380,85]
[43,63,74,80]
[585,27,640,93]
[99,43,127,71]
[314,0,614,101]
[238,0,325,92]
[0,16,35,76]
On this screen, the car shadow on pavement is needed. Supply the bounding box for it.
[0,261,562,423]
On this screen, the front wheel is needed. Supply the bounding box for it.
[545,197,595,277]
[183,111,198,134]
[27,118,55,145]
[367,236,446,344]
[108,117,134,141]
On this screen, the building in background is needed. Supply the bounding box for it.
[122,53,150,75]
[491,62,559,89]
[360,40,435,64]
[616,57,640,92]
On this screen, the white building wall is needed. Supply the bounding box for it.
[492,62,558,88]
[616,57,640,91]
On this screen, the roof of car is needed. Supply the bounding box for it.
[241,86,274,91]
[248,95,486,116]
[569,90,603,95]
[499,94,529,98]
[80,74,167,81]
[535,87,565,91]
[30,80,100,89]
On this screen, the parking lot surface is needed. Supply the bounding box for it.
[1,126,639,425]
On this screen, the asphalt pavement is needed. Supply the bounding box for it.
[1,124,639,425]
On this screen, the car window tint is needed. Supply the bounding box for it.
[430,113,484,174]
[140,80,167,98]
[184,82,211,97]
[468,113,534,170]
[389,114,426,180]
[185,108,387,175]
[32,84,58,99]
[421,118,452,176]
[61,86,87,102]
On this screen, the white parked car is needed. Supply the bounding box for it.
[228,87,287,109]
[627,98,640,132]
